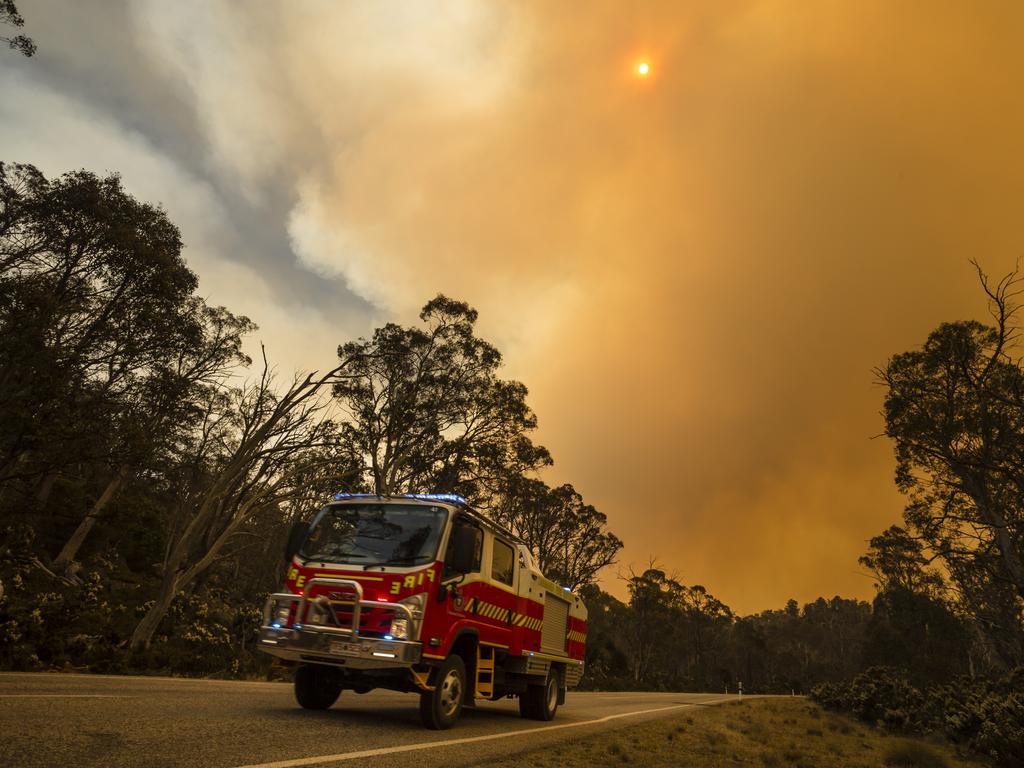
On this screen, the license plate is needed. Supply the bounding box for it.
[329,640,363,657]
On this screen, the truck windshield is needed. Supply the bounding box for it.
[299,503,448,567]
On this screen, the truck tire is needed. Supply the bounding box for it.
[520,671,559,721]
[294,664,342,710]
[419,655,466,730]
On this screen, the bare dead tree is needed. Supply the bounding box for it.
[129,353,355,650]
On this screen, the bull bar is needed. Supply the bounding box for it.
[258,577,422,668]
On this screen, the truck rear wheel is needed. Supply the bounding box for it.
[520,671,559,721]
[294,664,342,710]
[419,655,465,730]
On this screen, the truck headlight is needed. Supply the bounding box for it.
[265,596,295,628]
[400,592,426,617]
[389,618,410,640]
[389,593,425,640]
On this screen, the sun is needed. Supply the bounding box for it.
[637,61,650,77]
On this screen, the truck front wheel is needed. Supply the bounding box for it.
[294,664,342,710]
[519,671,559,721]
[419,655,466,730]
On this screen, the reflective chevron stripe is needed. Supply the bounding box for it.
[466,597,542,631]
[567,629,587,643]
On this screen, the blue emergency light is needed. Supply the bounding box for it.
[407,493,469,505]
[332,492,469,505]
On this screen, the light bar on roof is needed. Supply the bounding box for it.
[407,493,469,505]
[331,492,469,505]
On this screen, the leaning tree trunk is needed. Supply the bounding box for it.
[52,467,128,573]
[965,476,1024,601]
[129,495,268,650]
[35,470,59,507]
[129,570,181,651]
[984,508,1024,600]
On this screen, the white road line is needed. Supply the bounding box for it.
[0,694,130,698]
[0,671,288,688]
[235,697,736,768]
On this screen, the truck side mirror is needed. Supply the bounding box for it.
[445,525,478,575]
[284,521,309,564]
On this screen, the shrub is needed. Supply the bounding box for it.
[812,667,922,731]
[972,691,1024,768]
[813,666,1024,768]
[0,548,271,679]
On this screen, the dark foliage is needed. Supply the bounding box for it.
[579,584,875,695]
[1,0,34,57]
[812,666,1024,767]
[879,265,1024,668]
[333,295,551,503]
[862,588,970,685]
[0,163,621,674]
[1,161,1018,768]
[811,666,925,731]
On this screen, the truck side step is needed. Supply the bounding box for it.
[475,644,496,699]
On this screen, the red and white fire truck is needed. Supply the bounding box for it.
[258,493,587,729]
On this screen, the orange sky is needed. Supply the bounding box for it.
[4,1,1024,612]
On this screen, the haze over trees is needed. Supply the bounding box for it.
[330,295,623,590]
[0,158,1020,760]
[799,266,1024,765]
[0,162,620,667]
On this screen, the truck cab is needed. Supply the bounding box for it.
[258,493,587,729]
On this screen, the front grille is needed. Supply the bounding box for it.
[306,601,395,638]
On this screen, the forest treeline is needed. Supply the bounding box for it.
[0,162,620,668]
[0,162,1021,748]
[583,526,1016,694]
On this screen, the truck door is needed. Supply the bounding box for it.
[440,517,482,626]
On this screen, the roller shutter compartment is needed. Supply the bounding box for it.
[541,592,569,654]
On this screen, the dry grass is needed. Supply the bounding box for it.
[484,698,986,768]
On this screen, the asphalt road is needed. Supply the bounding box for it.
[0,672,742,768]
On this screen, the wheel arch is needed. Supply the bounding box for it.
[443,627,479,665]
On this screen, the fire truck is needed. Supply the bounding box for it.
[258,493,587,729]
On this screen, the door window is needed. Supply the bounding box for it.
[443,519,482,578]
[491,539,515,586]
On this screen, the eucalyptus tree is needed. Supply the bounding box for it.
[675,583,733,688]
[0,164,259,581]
[624,568,678,686]
[52,303,254,574]
[491,476,622,589]
[0,163,201,494]
[880,264,1024,665]
[858,526,945,597]
[333,295,550,503]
